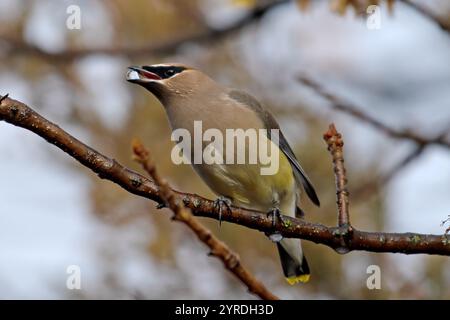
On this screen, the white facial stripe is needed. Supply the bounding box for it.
[147,64,172,68]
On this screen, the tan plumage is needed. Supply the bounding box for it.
[127,63,320,284]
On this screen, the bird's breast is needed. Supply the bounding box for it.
[164,95,297,215]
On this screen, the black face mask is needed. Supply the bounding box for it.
[142,65,186,79]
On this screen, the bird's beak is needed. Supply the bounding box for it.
[126,66,162,84]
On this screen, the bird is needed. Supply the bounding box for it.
[126,63,320,284]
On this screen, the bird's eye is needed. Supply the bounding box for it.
[165,69,175,78]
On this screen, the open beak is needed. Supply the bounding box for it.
[126,66,162,84]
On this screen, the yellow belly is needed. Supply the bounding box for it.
[194,145,296,216]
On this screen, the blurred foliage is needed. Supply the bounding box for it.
[1,0,449,299]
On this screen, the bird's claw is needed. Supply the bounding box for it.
[214,196,232,226]
[266,207,284,242]
[267,207,285,227]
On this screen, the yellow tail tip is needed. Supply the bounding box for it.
[286,274,310,285]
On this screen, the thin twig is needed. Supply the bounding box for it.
[1,96,449,255]
[323,124,351,230]
[132,140,278,300]
[299,76,450,149]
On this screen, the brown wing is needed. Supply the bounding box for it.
[228,90,320,207]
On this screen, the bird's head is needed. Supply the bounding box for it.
[126,63,214,104]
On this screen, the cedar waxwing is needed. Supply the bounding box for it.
[126,63,320,284]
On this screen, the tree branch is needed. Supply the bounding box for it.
[299,76,450,149]
[1,94,449,256]
[402,0,450,33]
[300,76,450,200]
[324,124,351,229]
[0,0,288,62]
[131,140,278,300]
[323,123,354,252]
[2,0,448,64]
[323,124,351,231]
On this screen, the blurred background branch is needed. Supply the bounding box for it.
[0,0,289,62]
[299,76,450,149]
[402,0,450,32]
[351,144,426,199]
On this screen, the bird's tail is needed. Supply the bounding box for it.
[277,238,310,285]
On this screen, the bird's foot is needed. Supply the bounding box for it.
[266,207,285,227]
[266,207,284,242]
[214,196,232,226]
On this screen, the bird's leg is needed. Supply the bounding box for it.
[213,196,232,226]
[266,207,286,227]
[266,207,284,242]
[266,207,278,228]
